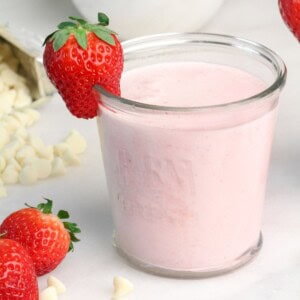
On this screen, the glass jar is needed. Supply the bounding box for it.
[96,33,286,278]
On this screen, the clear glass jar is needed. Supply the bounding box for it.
[96,33,286,278]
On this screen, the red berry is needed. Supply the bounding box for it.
[43,13,123,119]
[0,238,38,300]
[279,0,300,41]
[0,199,80,276]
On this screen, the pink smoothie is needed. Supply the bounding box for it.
[98,62,278,272]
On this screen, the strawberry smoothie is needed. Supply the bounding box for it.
[98,60,281,275]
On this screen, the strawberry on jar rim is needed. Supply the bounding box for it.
[43,12,124,119]
[0,199,80,276]
[279,0,300,41]
[0,235,39,299]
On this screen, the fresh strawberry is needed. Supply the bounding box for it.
[279,0,300,41]
[0,236,38,299]
[43,12,123,119]
[0,199,80,276]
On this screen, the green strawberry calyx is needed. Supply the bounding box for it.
[25,198,81,252]
[43,12,117,51]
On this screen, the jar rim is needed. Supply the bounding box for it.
[95,32,287,112]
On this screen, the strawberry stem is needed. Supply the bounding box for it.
[25,198,53,214]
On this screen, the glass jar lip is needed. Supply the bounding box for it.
[95,32,287,112]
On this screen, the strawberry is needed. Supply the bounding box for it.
[0,199,80,276]
[279,0,300,41]
[43,12,123,119]
[0,236,38,299]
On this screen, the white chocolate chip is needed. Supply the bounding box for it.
[28,135,44,150]
[65,130,87,154]
[15,145,36,164]
[36,145,54,161]
[14,88,32,109]
[53,143,70,157]
[2,115,21,132]
[47,275,66,295]
[0,138,23,160]
[11,111,30,127]
[0,79,6,93]
[15,81,30,95]
[51,157,66,176]
[24,108,40,123]
[0,126,9,149]
[1,164,19,184]
[19,165,38,184]
[1,68,24,87]
[0,156,6,172]
[7,158,21,171]
[0,90,16,115]
[39,286,58,300]
[28,136,54,160]
[22,157,52,179]
[61,148,80,166]
[21,156,38,166]
[12,136,25,146]
[30,97,50,109]
[14,127,28,140]
[32,158,52,179]
[113,276,134,298]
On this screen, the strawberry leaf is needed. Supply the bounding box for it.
[44,12,117,50]
[43,30,58,46]
[63,220,81,252]
[63,222,81,233]
[70,232,80,242]
[51,30,60,42]
[53,29,70,51]
[58,21,77,29]
[57,210,70,219]
[92,29,115,46]
[69,242,74,252]
[68,232,80,252]
[98,12,109,26]
[69,16,87,25]
[84,24,117,35]
[75,28,87,50]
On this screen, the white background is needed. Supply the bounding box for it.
[0,0,300,299]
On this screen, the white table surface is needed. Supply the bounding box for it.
[0,0,300,299]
